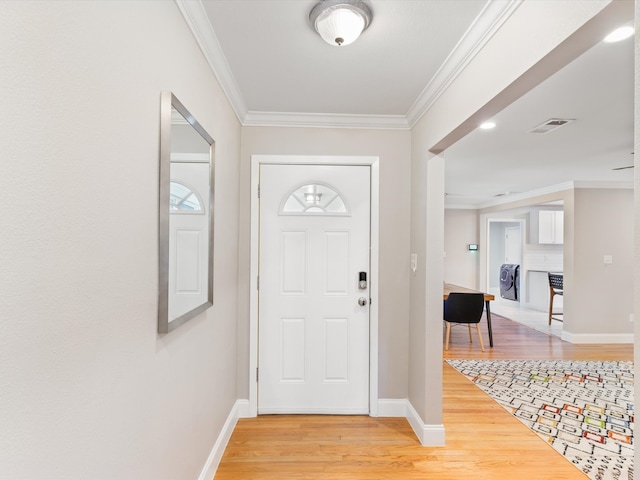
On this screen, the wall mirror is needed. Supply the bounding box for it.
[158,91,215,334]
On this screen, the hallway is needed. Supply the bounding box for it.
[214,314,632,479]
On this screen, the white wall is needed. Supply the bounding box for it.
[444,209,480,288]
[238,127,412,400]
[0,2,240,479]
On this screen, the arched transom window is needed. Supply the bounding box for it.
[280,183,349,215]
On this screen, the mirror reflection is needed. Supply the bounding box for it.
[159,92,214,333]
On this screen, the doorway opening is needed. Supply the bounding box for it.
[486,219,525,302]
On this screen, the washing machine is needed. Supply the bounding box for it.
[499,264,520,301]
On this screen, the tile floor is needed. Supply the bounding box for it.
[488,288,563,338]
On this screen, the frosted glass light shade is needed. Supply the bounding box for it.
[316,8,364,46]
[310,1,372,47]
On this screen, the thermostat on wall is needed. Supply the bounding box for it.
[468,244,478,251]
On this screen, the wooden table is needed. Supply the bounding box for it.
[444,283,496,347]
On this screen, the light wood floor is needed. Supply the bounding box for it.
[214,314,633,480]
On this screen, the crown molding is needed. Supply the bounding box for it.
[454,180,634,210]
[243,111,410,130]
[473,181,575,209]
[572,180,634,190]
[178,0,520,129]
[444,182,573,210]
[175,0,248,123]
[405,0,522,128]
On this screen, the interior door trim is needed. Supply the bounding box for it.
[248,155,380,418]
[483,218,526,296]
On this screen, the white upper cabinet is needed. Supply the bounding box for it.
[538,210,564,244]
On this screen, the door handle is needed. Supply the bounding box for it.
[358,297,368,306]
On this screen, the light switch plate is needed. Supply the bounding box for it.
[604,255,613,264]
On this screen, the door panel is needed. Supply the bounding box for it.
[281,318,305,381]
[281,231,306,294]
[324,231,349,294]
[324,317,349,381]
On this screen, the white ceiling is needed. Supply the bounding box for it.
[189,0,634,208]
[444,23,634,208]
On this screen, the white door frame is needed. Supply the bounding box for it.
[248,155,380,418]
[485,218,526,297]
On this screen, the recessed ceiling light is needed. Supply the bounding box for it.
[603,26,634,43]
[480,121,496,130]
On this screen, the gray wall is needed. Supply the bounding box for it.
[566,188,634,337]
[0,2,241,479]
[2,0,634,475]
[410,0,613,433]
[444,209,480,289]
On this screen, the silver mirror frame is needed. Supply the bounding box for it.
[158,91,215,334]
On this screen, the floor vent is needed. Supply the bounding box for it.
[528,118,575,134]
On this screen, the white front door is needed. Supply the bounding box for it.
[258,164,371,414]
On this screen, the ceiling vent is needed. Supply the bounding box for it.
[528,118,575,134]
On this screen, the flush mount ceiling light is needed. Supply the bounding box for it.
[310,0,373,47]
[479,121,496,130]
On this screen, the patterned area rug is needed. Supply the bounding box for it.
[447,359,634,480]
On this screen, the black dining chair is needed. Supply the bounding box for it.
[444,292,486,352]
[548,272,563,325]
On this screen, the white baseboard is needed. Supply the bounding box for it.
[377,399,445,446]
[198,400,242,480]
[561,331,634,344]
[237,399,251,418]
[405,401,446,446]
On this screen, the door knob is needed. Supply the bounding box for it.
[358,297,368,306]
